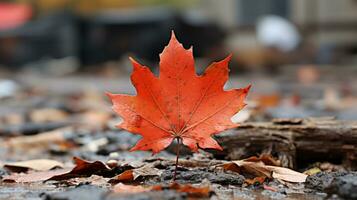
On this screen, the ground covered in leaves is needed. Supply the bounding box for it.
[0,74,357,200]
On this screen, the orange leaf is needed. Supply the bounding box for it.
[113,183,210,197]
[169,183,210,198]
[113,183,151,193]
[113,170,134,182]
[107,31,250,154]
[110,165,162,183]
[244,154,281,166]
[245,176,266,185]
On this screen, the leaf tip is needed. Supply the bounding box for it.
[129,147,136,152]
[105,92,117,103]
[168,30,181,45]
[215,54,232,67]
[170,30,177,40]
[105,91,113,98]
[129,57,142,71]
[115,123,123,130]
[244,84,252,93]
[215,144,224,151]
[225,53,233,61]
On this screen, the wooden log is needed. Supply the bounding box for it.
[216,118,357,169]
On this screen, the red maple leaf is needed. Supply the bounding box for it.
[107,32,250,155]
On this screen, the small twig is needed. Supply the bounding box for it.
[173,137,181,181]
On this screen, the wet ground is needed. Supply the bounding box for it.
[0,70,357,199]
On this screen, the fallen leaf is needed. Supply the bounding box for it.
[222,160,307,183]
[266,165,307,183]
[222,162,242,174]
[244,154,281,166]
[3,157,112,183]
[113,183,152,193]
[67,175,111,186]
[231,160,272,178]
[4,159,64,172]
[6,127,71,149]
[113,182,210,198]
[3,113,24,125]
[166,183,210,198]
[80,110,111,128]
[30,108,68,123]
[256,94,280,109]
[110,164,162,183]
[245,176,266,185]
[3,168,71,183]
[131,164,162,180]
[49,157,112,180]
[112,170,134,182]
[107,31,250,154]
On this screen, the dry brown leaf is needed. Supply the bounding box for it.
[132,165,162,180]
[30,108,68,123]
[3,157,112,183]
[233,161,272,178]
[3,168,71,183]
[245,176,266,185]
[81,110,111,128]
[67,175,111,186]
[266,165,307,183]
[244,154,281,166]
[3,113,24,125]
[222,162,242,173]
[112,170,134,182]
[110,164,162,183]
[49,157,112,180]
[223,160,307,183]
[4,159,64,172]
[6,127,71,149]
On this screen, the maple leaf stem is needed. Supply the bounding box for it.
[173,137,181,181]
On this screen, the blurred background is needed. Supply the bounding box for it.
[1,0,357,125]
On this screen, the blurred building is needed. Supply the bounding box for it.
[205,0,357,65]
[0,0,356,69]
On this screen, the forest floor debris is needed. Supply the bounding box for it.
[1,75,356,199]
